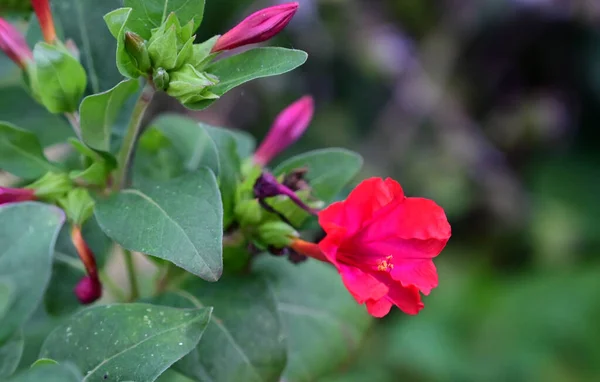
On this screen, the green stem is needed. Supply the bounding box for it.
[65,111,82,140]
[113,83,155,190]
[123,249,140,302]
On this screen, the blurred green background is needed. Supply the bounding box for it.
[2,0,600,381]
[192,1,600,381]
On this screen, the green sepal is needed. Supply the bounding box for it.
[256,221,298,249]
[166,64,219,104]
[234,199,263,227]
[174,36,195,70]
[190,36,219,69]
[57,188,95,226]
[148,25,178,70]
[26,172,73,201]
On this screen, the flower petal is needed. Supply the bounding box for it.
[357,197,451,259]
[365,298,393,318]
[318,177,404,235]
[390,259,438,295]
[386,283,424,315]
[338,264,388,303]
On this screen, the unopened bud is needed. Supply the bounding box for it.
[211,2,299,53]
[125,32,151,73]
[0,187,36,205]
[153,67,170,90]
[74,275,102,304]
[254,96,314,166]
[0,18,33,69]
[282,167,310,191]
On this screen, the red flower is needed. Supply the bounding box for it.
[0,18,33,68]
[254,95,314,166]
[293,178,451,317]
[0,186,36,205]
[211,2,299,53]
[31,0,57,43]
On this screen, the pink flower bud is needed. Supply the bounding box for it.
[0,18,33,68]
[0,187,36,205]
[211,2,299,53]
[254,95,314,166]
[75,275,102,304]
[31,0,57,43]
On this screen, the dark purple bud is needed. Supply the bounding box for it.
[287,250,308,264]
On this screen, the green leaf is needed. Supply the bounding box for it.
[151,114,220,175]
[0,203,65,343]
[0,122,58,179]
[0,278,13,320]
[45,217,111,316]
[32,43,87,114]
[51,0,123,93]
[124,0,206,40]
[104,7,141,79]
[255,257,372,382]
[229,128,256,160]
[80,79,140,151]
[0,86,71,146]
[156,369,196,382]
[40,303,212,382]
[0,331,23,379]
[274,148,364,202]
[95,169,223,281]
[202,124,242,229]
[7,362,82,382]
[187,48,308,110]
[152,276,286,382]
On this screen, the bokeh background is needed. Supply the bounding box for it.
[2,0,600,381]
[193,1,600,381]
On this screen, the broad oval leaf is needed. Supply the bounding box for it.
[0,278,13,320]
[80,79,140,151]
[274,148,364,202]
[0,331,23,379]
[50,0,123,93]
[40,303,212,382]
[0,203,65,343]
[7,362,81,382]
[0,122,59,179]
[95,169,223,281]
[254,257,372,382]
[124,0,206,39]
[188,48,308,110]
[151,114,220,176]
[152,275,286,382]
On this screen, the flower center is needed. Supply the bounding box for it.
[377,255,394,272]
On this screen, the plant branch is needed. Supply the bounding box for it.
[113,83,155,190]
[123,249,140,302]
